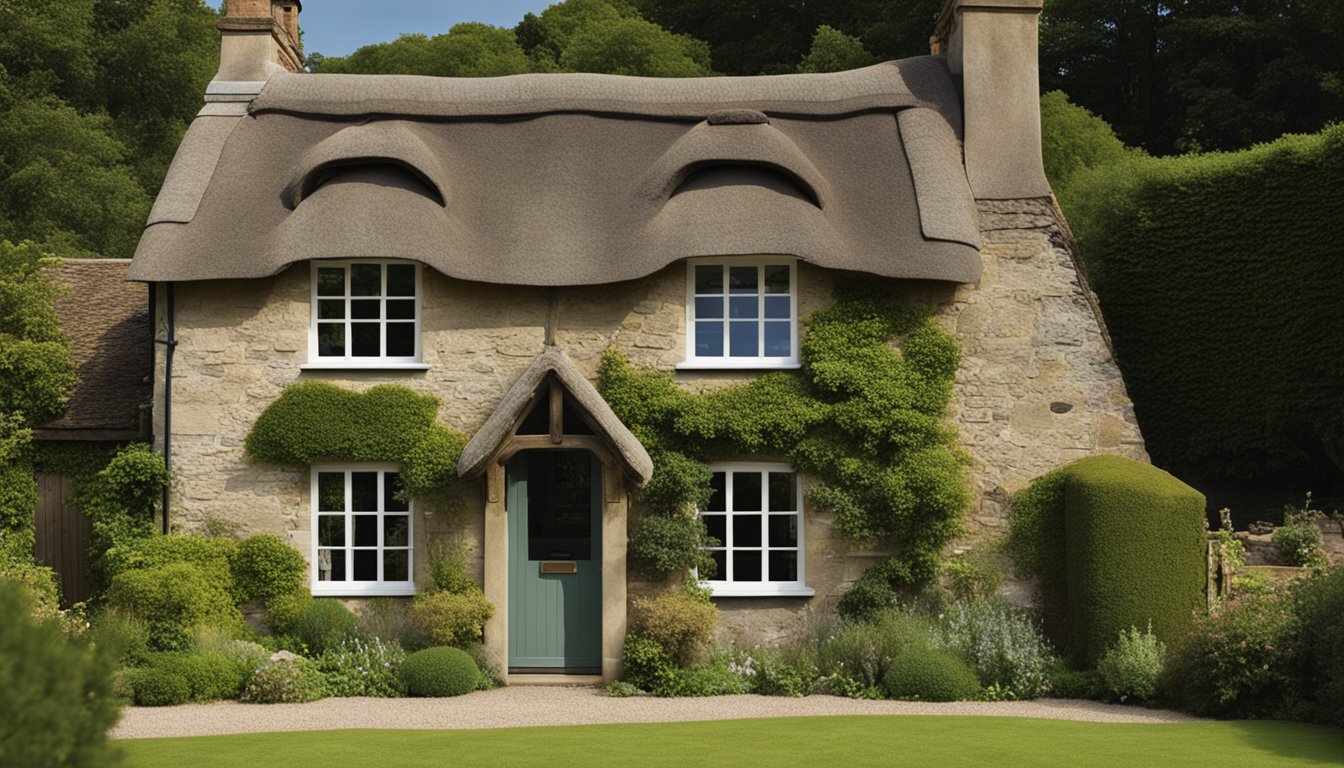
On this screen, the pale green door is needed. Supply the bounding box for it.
[507,450,602,672]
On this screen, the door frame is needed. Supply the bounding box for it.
[482,386,629,683]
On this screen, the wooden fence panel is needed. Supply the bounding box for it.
[33,473,92,606]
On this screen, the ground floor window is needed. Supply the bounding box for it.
[311,465,414,596]
[699,462,812,597]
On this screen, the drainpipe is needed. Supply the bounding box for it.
[153,283,177,535]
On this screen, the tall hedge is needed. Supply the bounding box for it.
[1060,125,1344,483]
[1064,457,1206,665]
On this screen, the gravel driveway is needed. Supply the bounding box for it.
[111,686,1206,739]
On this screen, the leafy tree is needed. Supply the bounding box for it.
[311,23,532,77]
[1039,90,1137,193]
[560,15,712,76]
[798,24,877,73]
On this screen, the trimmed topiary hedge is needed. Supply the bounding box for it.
[1062,456,1206,665]
[232,534,306,603]
[399,646,479,697]
[883,647,980,702]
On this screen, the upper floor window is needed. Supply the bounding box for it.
[698,462,813,597]
[681,258,799,369]
[308,260,423,368]
[311,466,414,597]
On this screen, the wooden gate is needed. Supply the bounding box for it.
[33,473,92,606]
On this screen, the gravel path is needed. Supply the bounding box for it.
[111,686,1206,739]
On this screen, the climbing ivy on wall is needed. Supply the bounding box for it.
[599,282,970,606]
[245,382,467,500]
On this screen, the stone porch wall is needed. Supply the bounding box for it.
[155,196,1145,647]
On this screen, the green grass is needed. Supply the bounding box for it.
[119,716,1344,767]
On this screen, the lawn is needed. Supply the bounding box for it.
[119,715,1344,768]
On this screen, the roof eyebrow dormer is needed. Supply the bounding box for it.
[285,121,449,208]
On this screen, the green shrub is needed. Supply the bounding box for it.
[1096,625,1165,703]
[750,647,818,697]
[232,535,306,603]
[934,599,1053,699]
[1062,124,1344,485]
[883,647,980,702]
[399,646,480,697]
[102,534,240,602]
[148,651,246,701]
[125,666,190,707]
[90,611,153,668]
[1047,664,1103,700]
[1039,90,1135,193]
[0,579,121,766]
[1272,508,1328,568]
[264,589,313,636]
[407,590,494,647]
[105,562,242,650]
[241,656,329,703]
[1006,467,1068,588]
[836,571,898,624]
[316,637,407,697]
[425,538,477,595]
[290,599,359,656]
[84,445,170,588]
[660,652,752,697]
[1289,565,1344,726]
[813,609,934,692]
[621,634,676,694]
[629,513,713,577]
[1162,590,1294,719]
[629,589,717,667]
[942,550,1005,601]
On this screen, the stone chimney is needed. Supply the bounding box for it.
[935,0,1051,199]
[216,0,304,82]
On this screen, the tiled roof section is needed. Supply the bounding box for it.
[37,259,151,440]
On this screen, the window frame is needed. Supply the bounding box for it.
[697,461,814,598]
[303,259,429,371]
[309,463,416,597]
[679,257,801,370]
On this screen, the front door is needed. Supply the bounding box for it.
[506,450,602,672]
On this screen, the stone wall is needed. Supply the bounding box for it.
[156,198,1146,646]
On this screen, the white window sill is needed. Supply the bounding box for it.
[703,585,816,598]
[312,584,417,597]
[300,362,431,371]
[677,361,802,372]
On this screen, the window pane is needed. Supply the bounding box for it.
[387,299,415,319]
[353,549,377,581]
[694,296,723,320]
[768,514,798,547]
[702,514,725,545]
[729,296,758,319]
[318,299,345,320]
[729,321,758,357]
[317,323,345,357]
[728,266,757,294]
[695,321,724,357]
[764,296,791,319]
[386,265,416,297]
[768,551,798,582]
[383,550,409,581]
[694,264,723,294]
[351,264,382,296]
[384,472,409,512]
[733,514,762,547]
[769,472,797,511]
[318,549,345,581]
[353,515,378,547]
[352,472,378,511]
[706,472,726,512]
[351,299,380,320]
[318,514,345,546]
[764,322,791,357]
[386,323,415,357]
[734,550,762,581]
[384,515,409,547]
[709,549,726,580]
[317,267,345,296]
[732,472,762,512]
[317,472,345,511]
[352,323,380,356]
[764,265,790,294]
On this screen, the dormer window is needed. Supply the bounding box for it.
[680,257,799,369]
[306,260,426,369]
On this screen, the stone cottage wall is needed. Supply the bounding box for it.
[153,197,1145,646]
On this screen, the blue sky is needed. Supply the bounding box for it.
[301,1,555,58]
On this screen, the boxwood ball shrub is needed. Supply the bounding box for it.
[291,598,360,656]
[399,646,480,697]
[1063,456,1205,665]
[125,666,190,707]
[232,534,306,603]
[883,647,980,702]
[0,580,121,767]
